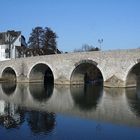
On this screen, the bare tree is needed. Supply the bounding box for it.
[74,44,100,52]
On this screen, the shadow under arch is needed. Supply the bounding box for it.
[1,82,17,96]
[125,86,140,117]
[29,83,54,102]
[70,60,103,85]
[126,62,140,87]
[1,67,17,82]
[29,63,54,84]
[70,84,103,110]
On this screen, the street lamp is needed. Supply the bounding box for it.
[98,39,103,50]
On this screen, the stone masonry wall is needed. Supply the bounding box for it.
[0,48,139,87]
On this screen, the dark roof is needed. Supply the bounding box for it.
[0,30,21,45]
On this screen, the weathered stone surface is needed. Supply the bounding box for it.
[0,48,139,87]
[104,75,125,87]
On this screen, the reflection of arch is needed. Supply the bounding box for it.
[126,63,140,87]
[125,87,140,117]
[2,67,17,82]
[70,84,103,110]
[27,111,55,134]
[29,83,54,102]
[29,63,54,84]
[2,82,16,96]
[71,60,103,85]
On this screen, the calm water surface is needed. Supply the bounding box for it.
[0,83,140,140]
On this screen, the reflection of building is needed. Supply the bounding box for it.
[0,100,5,115]
[0,30,27,61]
[0,100,24,128]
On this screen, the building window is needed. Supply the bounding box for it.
[5,48,9,53]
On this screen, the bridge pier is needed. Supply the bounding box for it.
[54,77,71,85]
[103,75,126,87]
[17,74,29,83]
[104,81,126,88]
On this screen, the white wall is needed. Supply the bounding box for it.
[11,35,21,59]
[0,100,5,115]
[0,44,10,61]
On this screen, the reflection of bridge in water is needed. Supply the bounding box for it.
[0,83,140,127]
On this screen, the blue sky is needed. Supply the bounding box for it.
[0,0,140,52]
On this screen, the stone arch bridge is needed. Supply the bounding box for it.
[0,48,140,87]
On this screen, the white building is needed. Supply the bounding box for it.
[0,30,27,61]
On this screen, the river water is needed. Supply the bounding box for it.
[0,83,140,140]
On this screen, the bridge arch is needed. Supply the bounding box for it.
[1,67,17,82]
[28,63,54,84]
[70,60,103,85]
[125,62,140,87]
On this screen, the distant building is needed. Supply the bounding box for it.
[0,30,61,61]
[0,30,27,61]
